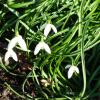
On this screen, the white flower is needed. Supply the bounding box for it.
[44,24,57,37]
[4,49,18,62]
[65,65,79,79]
[8,35,27,51]
[4,35,27,64]
[34,41,51,55]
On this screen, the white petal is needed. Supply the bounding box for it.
[65,64,71,69]
[34,42,42,55]
[50,24,57,33]
[17,35,27,51]
[44,24,51,37]
[73,66,79,74]
[10,50,18,61]
[68,66,79,79]
[5,60,9,66]
[42,42,51,54]
[4,51,11,62]
[68,66,74,79]
[4,50,18,62]
[8,36,18,50]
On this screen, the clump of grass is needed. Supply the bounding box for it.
[0,0,100,99]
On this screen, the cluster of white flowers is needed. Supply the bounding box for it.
[4,23,79,79]
[4,35,28,64]
[34,23,57,55]
[4,23,57,62]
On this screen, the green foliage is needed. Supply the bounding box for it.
[0,0,100,99]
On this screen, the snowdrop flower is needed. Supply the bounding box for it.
[44,23,57,37]
[4,35,27,64]
[4,49,18,62]
[8,35,27,51]
[65,65,79,79]
[34,41,51,55]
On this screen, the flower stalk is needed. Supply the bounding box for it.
[78,0,86,97]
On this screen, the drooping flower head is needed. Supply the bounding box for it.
[8,35,27,51]
[34,41,51,55]
[44,23,57,37]
[65,64,79,79]
[4,49,18,62]
[4,35,27,63]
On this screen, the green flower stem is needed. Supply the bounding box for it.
[78,0,86,98]
[15,20,19,36]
